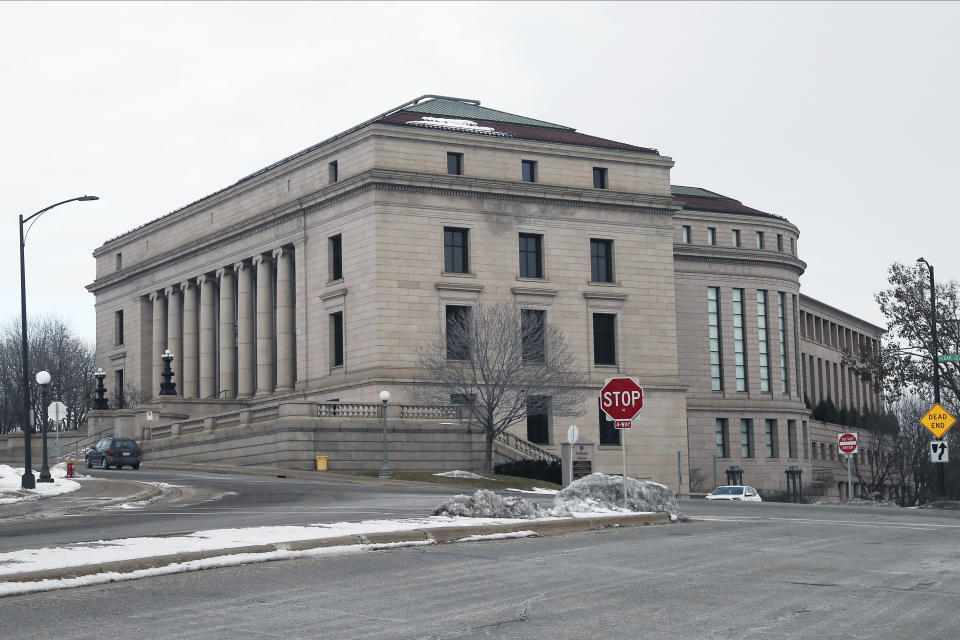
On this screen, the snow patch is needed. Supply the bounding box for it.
[432,489,548,519]
[406,116,510,137]
[554,473,687,521]
[433,470,490,480]
[0,463,82,504]
[506,487,558,495]
[457,531,538,543]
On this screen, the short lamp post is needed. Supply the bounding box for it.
[159,350,177,396]
[378,390,392,479]
[36,371,53,483]
[93,368,109,410]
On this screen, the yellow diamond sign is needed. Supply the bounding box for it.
[920,403,957,439]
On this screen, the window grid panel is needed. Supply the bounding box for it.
[778,292,788,394]
[444,227,469,273]
[757,290,770,392]
[708,287,723,391]
[519,233,543,279]
[733,289,747,391]
[741,419,752,458]
[716,418,728,458]
[765,419,776,457]
[590,239,613,283]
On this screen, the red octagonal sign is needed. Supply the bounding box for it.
[600,377,644,425]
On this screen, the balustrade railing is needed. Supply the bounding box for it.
[495,431,561,464]
[149,424,173,440]
[181,419,205,435]
[250,405,279,422]
[317,403,381,418]
[215,412,242,428]
[398,405,460,419]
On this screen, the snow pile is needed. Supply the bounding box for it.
[405,116,510,136]
[554,473,686,520]
[433,470,490,480]
[0,463,82,504]
[432,489,548,519]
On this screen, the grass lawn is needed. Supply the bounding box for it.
[335,470,560,492]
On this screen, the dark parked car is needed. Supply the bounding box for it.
[85,437,142,470]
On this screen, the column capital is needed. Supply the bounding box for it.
[164,285,179,297]
[179,281,193,292]
[252,254,272,267]
[148,291,164,302]
[272,247,288,260]
[234,261,249,273]
[216,266,233,279]
[196,274,209,286]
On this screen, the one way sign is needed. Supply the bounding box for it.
[930,441,949,463]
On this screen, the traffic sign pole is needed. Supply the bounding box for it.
[847,454,852,501]
[599,377,644,505]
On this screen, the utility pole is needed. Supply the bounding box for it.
[918,257,946,500]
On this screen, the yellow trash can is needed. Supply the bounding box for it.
[315,455,329,471]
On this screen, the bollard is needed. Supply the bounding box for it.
[315,455,328,471]
[66,458,74,478]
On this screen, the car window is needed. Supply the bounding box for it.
[114,439,139,450]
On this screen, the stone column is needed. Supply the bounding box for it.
[217,267,237,399]
[165,286,182,397]
[273,247,295,391]
[149,291,167,400]
[235,262,255,399]
[181,280,199,398]
[198,274,217,400]
[253,254,275,395]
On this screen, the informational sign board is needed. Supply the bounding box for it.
[837,432,858,455]
[931,441,949,463]
[920,403,957,439]
[938,354,960,363]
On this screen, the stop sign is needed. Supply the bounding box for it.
[600,377,644,421]
[838,432,858,455]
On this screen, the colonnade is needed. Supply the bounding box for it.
[148,247,296,400]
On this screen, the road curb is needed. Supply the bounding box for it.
[0,513,671,585]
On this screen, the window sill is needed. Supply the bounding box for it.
[593,363,618,369]
[326,278,344,286]
[587,280,622,287]
[441,271,476,278]
[516,276,549,283]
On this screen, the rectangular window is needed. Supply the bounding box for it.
[787,420,797,458]
[526,396,550,444]
[756,231,765,249]
[803,421,809,459]
[682,225,691,244]
[708,287,723,391]
[444,227,469,273]
[811,440,817,459]
[115,310,124,346]
[115,253,122,271]
[821,442,826,460]
[521,309,545,363]
[521,160,537,183]
[593,313,616,365]
[445,305,472,360]
[732,229,741,247]
[829,444,835,461]
[114,369,125,409]
[599,399,620,445]
[716,418,729,458]
[777,233,783,252]
[765,419,778,458]
[757,290,770,392]
[329,234,343,281]
[450,393,476,406]
[592,167,608,189]
[741,419,753,458]
[590,238,613,283]
[791,237,796,255]
[330,311,344,367]
[329,160,338,183]
[518,233,543,278]
[447,152,463,175]
[732,289,747,391]
[707,227,717,246]
[778,292,788,394]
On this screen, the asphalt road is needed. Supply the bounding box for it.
[2,500,959,639]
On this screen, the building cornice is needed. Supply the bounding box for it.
[673,247,807,276]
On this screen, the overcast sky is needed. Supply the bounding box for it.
[3,1,958,343]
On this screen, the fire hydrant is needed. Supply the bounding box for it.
[66,458,74,478]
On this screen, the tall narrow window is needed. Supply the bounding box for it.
[708,287,723,391]
[445,305,472,360]
[756,231,765,249]
[521,160,537,183]
[716,418,729,458]
[732,289,747,391]
[526,396,550,444]
[592,167,608,189]
[599,399,619,445]
[707,227,717,245]
[329,234,343,281]
[330,311,344,367]
[519,233,543,278]
[732,229,741,247]
[329,160,338,183]
[787,420,797,458]
[682,225,691,244]
[447,152,463,175]
[593,313,616,365]
[521,309,545,362]
[778,292,788,394]
[765,419,778,457]
[791,237,796,255]
[757,290,770,392]
[115,310,124,346]
[741,419,753,458]
[444,227,469,273]
[114,369,125,409]
[590,238,613,282]
[115,253,122,270]
[777,233,783,252]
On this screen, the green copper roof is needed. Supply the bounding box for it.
[405,97,574,130]
[670,185,733,200]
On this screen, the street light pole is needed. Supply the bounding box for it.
[918,257,946,500]
[19,196,98,489]
[378,390,392,479]
[36,371,52,483]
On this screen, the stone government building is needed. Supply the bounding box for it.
[86,95,884,497]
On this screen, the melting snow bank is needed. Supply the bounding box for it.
[434,473,688,521]
[433,470,490,480]
[0,463,82,505]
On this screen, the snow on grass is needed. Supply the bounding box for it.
[456,531,538,542]
[0,463,82,505]
[433,470,490,480]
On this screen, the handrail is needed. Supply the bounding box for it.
[59,427,113,461]
[495,431,561,464]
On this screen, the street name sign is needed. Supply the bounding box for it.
[930,441,949,463]
[600,377,644,429]
[920,403,957,439]
[837,432,858,455]
[938,354,960,363]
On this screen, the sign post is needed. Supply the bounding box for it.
[48,401,67,462]
[837,433,858,500]
[599,377,644,503]
[566,425,579,487]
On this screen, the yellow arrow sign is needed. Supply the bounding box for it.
[920,403,957,439]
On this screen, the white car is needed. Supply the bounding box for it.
[705,485,762,502]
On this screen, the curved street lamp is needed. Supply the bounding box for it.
[19,196,98,489]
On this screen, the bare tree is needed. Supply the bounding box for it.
[416,302,587,473]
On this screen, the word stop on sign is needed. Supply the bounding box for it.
[602,390,643,408]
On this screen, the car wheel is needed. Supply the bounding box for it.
[132,463,140,470]
[101,457,110,470]
[85,457,92,469]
